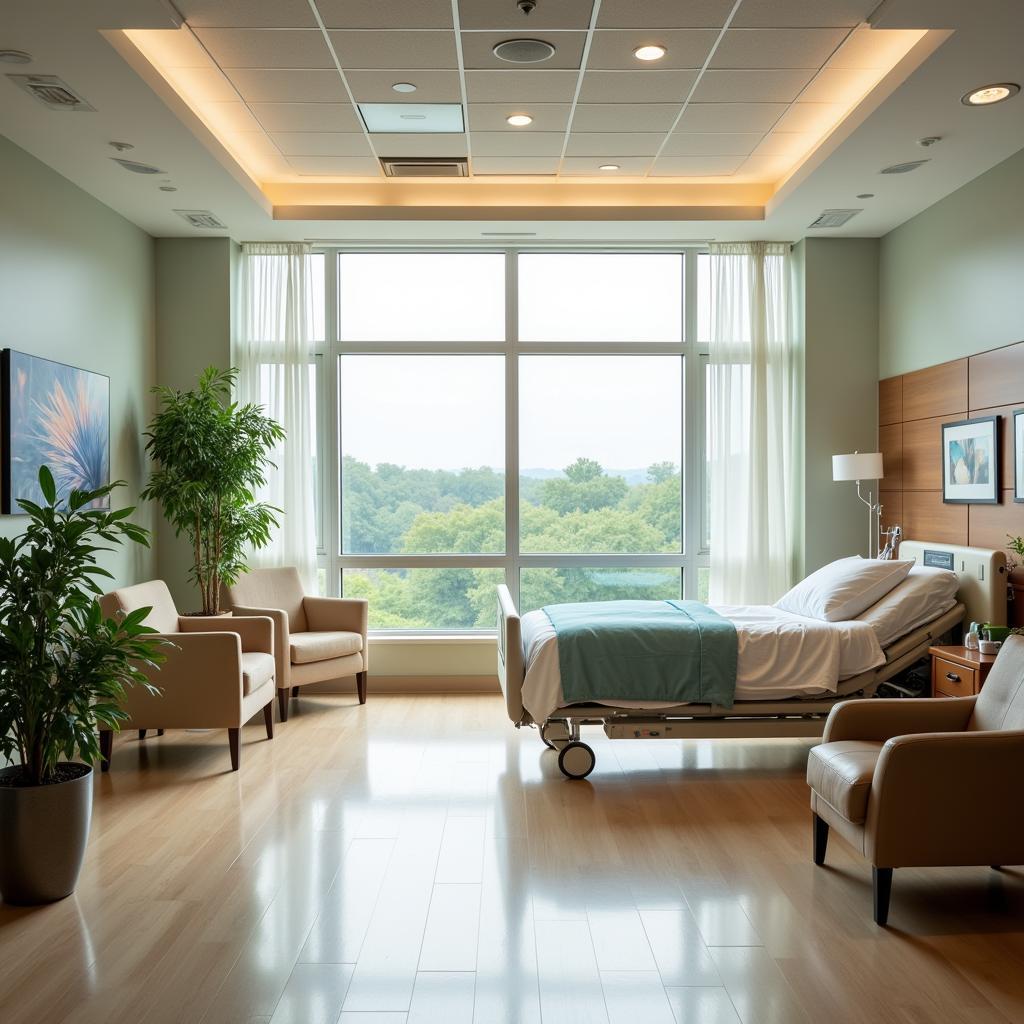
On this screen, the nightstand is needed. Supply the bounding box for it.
[928,645,999,698]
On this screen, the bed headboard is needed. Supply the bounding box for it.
[899,540,1007,626]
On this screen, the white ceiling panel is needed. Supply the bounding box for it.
[710,28,849,69]
[289,155,383,175]
[798,67,879,102]
[660,131,764,156]
[315,0,454,30]
[346,69,463,103]
[732,1,876,28]
[374,134,469,157]
[460,31,587,69]
[561,157,654,174]
[465,70,579,103]
[203,101,263,131]
[468,103,572,132]
[224,68,349,103]
[735,152,792,179]
[587,29,718,70]
[179,0,319,28]
[269,132,375,156]
[578,70,697,103]
[564,132,665,156]
[651,154,746,175]
[328,30,458,70]
[471,132,565,156]
[193,28,334,68]
[458,0,596,31]
[772,102,844,133]
[571,103,682,132]
[167,66,241,102]
[674,102,788,132]
[250,102,362,132]
[692,68,816,103]
[597,0,734,29]
[471,156,561,174]
[751,131,815,155]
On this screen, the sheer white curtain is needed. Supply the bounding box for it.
[234,242,317,590]
[708,242,801,605]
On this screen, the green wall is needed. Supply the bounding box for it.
[0,135,156,586]
[879,147,1024,377]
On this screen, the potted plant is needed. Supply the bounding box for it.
[0,468,165,905]
[141,366,285,616]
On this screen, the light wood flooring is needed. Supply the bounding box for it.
[2,693,1024,1024]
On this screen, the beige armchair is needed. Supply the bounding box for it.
[226,567,368,721]
[98,581,276,772]
[807,634,1024,925]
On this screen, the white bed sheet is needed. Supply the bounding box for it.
[520,604,885,725]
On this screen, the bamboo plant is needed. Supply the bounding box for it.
[141,367,285,615]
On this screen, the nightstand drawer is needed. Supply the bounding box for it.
[932,656,978,698]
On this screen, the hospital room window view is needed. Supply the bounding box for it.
[3,2,1024,1023]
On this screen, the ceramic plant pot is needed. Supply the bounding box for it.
[0,762,93,905]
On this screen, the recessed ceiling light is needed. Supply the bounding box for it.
[392,82,417,93]
[634,44,667,62]
[961,83,1019,106]
[506,113,533,126]
[599,164,620,171]
[0,49,32,64]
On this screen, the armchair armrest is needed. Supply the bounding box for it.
[303,596,368,636]
[178,614,273,655]
[823,696,976,743]
[231,605,289,689]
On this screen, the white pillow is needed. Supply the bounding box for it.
[775,556,915,623]
[856,566,959,647]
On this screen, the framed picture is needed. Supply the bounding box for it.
[1,350,110,514]
[1015,409,1024,503]
[941,415,999,504]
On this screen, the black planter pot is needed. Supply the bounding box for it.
[0,762,93,905]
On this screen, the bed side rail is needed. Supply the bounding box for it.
[496,584,528,725]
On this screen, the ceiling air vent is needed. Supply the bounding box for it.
[493,38,556,63]
[7,74,94,111]
[880,159,930,174]
[112,158,165,175]
[380,157,468,178]
[174,209,227,230]
[808,209,862,229]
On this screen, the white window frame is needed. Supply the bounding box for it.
[315,247,710,634]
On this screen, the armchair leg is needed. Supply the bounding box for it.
[228,728,240,772]
[873,867,893,927]
[138,729,147,740]
[812,813,829,866]
[99,730,113,772]
[278,689,289,723]
[357,671,367,705]
[157,729,165,736]
[263,701,274,740]
[291,685,299,698]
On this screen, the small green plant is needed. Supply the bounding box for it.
[0,468,165,786]
[141,367,286,615]
[1007,534,1024,563]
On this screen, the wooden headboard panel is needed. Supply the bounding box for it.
[899,541,1007,627]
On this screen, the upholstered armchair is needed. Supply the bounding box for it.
[226,567,368,721]
[98,581,276,771]
[807,634,1024,925]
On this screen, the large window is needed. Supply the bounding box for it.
[316,250,709,632]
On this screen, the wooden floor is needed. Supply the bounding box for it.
[2,694,1024,1024]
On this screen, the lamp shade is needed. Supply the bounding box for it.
[832,451,884,481]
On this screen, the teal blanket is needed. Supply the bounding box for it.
[542,600,738,709]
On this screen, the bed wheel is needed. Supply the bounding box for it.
[540,720,570,750]
[558,741,596,780]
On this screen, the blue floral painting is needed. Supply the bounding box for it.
[2,350,110,513]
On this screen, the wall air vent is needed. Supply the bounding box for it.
[380,157,468,178]
[880,159,930,174]
[808,208,863,229]
[174,209,227,230]
[7,74,94,111]
[112,158,165,174]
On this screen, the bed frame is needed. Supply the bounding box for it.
[496,541,1007,777]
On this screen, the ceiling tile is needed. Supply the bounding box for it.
[650,155,745,175]
[598,0,734,29]
[376,134,469,157]
[328,30,458,69]
[468,103,571,132]
[471,157,561,174]
[203,101,263,131]
[315,0,454,29]
[578,70,697,103]
[250,102,362,132]
[193,28,334,69]
[179,0,318,27]
[221,131,297,176]
[798,66,878,102]
[224,69,348,103]
[674,102,787,132]
[735,152,793,179]
[660,132,764,156]
[269,132,375,156]
[692,69,816,103]
[564,132,664,156]
[710,29,848,69]
[287,155,383,175]
[460,31,586,69]
[167,66,241,102]
[471,132,565,156]
[772,102,843,133]
[561,157,653,174]
[345,69,463,102]
[465,70,579,103]
[458,0,596,30]
[731,1,876,28]
[571,103,680,132]
[751,131,815,156]
[588,29,718,70]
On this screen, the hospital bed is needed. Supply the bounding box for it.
[496,541,1007,777]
